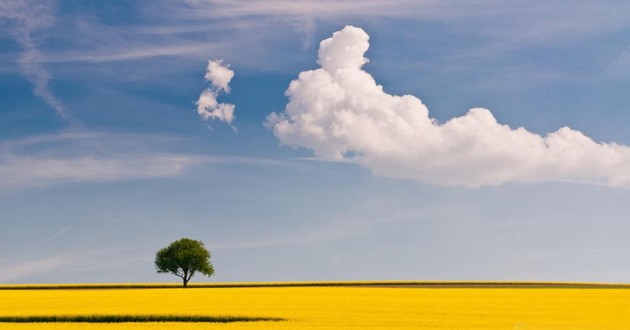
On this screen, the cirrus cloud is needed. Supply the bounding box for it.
[267,26,630,187]
[0,0,68,118]
[0,132,210,191]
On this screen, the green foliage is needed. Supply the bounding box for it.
[155,238,214,287]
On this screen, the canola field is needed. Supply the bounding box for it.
[1,282,630,329]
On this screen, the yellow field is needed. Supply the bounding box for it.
[2,283,630,329]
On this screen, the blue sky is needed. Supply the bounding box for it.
[2,1,630,284]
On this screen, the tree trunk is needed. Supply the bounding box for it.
[183,278,188,288]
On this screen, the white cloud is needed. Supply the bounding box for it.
[196,59,236,125]
[178,0,410,18]
[0,131,290,192]
[42,43,222,63]
[204,59,234,92]
[0,247,145,282]
[196,89,235,123]
[0,0,68,118]
[0,132,209,191]
[0,154,204,188]
[175,1,630,50]
[0,255,71,282]
[267,26,630,187]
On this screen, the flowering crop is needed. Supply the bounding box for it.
[1,283,630,329]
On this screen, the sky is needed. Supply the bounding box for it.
[2,0,630,284]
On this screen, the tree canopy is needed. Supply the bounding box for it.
[155,238,214,287]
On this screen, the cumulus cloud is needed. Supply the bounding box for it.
[204,59,234,92]
[196,59,236,126]
[266,26,630,187]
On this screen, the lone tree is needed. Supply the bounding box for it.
[155,238,214,287]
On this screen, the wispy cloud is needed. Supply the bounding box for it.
[441,2,630,60]
[175,1,630,46]
[41,43,225,63]
[0,247,146,282]
[143,1,630,77]
[0,0,68,118]
[0,132,208,191]
[176,0,411,18]
[5,1,625,78]
[0,154,206,190]
[0,255,72,282]
[0,131,292,192]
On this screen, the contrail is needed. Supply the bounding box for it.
[1,189,156,262]
[2,226,71,262]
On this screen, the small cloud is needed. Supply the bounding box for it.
[196,59,236,127]
[197,89,235,124]
[204,59,234,92]
[266,26,630,187]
